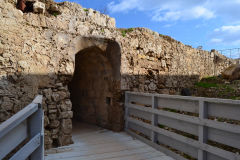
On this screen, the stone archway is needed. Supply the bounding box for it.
[68,40,123,131]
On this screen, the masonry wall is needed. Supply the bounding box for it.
[120,31,232,94]
[0,0,233,149]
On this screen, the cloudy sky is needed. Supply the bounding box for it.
[56,0,240,58]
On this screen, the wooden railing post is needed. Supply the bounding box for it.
[29,95,44,160]
[125,92,129,130]
[198,100,208,160]
[151,95,158,143]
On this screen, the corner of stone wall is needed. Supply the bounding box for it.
[41,82,73,149]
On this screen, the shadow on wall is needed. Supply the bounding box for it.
[121,73,200,95]
[0,73,200,124]
[0,36,203,148]
[0,72,200,148]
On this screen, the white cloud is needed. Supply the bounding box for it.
[108,0,139,13]
[192,6,214,19]
[108,0,240,22]
[210,25,240,45]
[210,38,223,43]
[151,7,214,22]
[163,23,176,28]
[219,25,240,33]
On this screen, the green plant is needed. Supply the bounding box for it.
[83,8,89,12]
[221,85,234,92]
[195,82,218,88]
[230,96,240,100]
[159,34,176,43]
[121,30,126,37]
[127,28,134,32]
[50,11,61,17]
[120,28,134,37]
[158,124,166,129]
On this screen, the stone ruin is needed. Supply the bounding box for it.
[0,0,234,148]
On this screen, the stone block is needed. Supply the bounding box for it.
[44,116,50,127]
[43,88,52,101]
[61,119,72,134]
[60,111,73,119]
[59,99,72,111]
[148,82,157,91]
[49,4,60,13]
[48,109,57,114]
[49,113,57,120]
[44,135,53,147]
[44,130,53,146]
[18,60,29,69]
[51,128,59,135]
[0,108,10,122]
[107,17,116,28]
[159,89,170,94]
[222,64,240,80]
[33,1,45,14]
[58,134,73,146]
[51,134,58,139]
[49,120,60,128]
[52,92,60,102]
[48,104,57,109]
[1,97,14,111]
[57,91,69,100]
[2,53,11,58]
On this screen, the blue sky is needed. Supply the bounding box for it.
[56,0,240,58]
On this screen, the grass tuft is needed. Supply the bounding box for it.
[50,11,61,17]
[195,82,218,88]
[120,28,134,37]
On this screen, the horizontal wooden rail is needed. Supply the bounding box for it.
[126,103,240,134]
[125,91,240,160]
[0,95,44,160]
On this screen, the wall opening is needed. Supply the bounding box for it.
[68,40,123,131]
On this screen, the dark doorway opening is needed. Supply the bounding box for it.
[69,46,113,128]
[68,40,123,131]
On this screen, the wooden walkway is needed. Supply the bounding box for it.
[45,122,175,160]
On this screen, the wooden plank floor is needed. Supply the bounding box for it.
[45,122,175,160]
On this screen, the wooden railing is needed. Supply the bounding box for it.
[0,95,44,160]
[125,91,240,160]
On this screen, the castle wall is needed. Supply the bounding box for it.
[120,30,232,94]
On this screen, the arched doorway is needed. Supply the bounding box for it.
[68,43,122,130]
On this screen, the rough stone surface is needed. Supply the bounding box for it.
[33,1,45,14]
[222,64,240,80]
[0,0,233,149]
[61,119,72,134]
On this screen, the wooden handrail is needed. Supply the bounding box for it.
[0,95,44,160]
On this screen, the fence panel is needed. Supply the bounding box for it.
[125,91,240,160]
[0,95,43,160]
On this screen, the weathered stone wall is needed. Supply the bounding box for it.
[0,0,233,149]
[0,0,120,149]
[120,29,233,94]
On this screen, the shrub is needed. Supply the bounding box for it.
[120,28,134,37]
[195,82,218,88]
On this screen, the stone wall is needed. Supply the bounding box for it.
[120,29,232,94]
[0,0,233,149]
